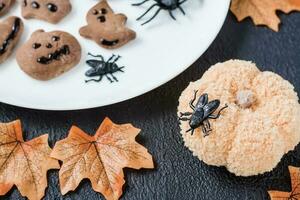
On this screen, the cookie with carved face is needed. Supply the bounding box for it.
[21,0,71,24]
[0,16,23,64]
[0,0,14,16]
[16,30,81,80]
[79,0,136,49]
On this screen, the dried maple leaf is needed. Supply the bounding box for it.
[231,0,300,31]
[0,120,59,200]
[268,166,300,200]
[51,117,154,200]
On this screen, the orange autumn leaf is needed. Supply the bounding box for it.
[268,166,300,200]
[51,117,154,200]
[0,120,59,200]
[230,0,300,31]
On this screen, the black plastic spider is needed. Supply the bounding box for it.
[133,0,188,25]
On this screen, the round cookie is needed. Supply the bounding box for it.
[21,0,71,24]
[16,30,81,81]
[0,16,23,64]
[178,60,300,176]
[79,0,136,49]
[0,0,14,16]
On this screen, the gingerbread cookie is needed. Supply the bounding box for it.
[21,0,71,24]
[0,16,23,64]
[16,30,81,80]
[79,0,136,49]
[0,0,14,16]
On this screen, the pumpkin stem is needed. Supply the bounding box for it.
[235,90,256,109]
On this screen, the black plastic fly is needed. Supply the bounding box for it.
[133,0,188,25]
[179,91,228,137]
[85,53,124,83]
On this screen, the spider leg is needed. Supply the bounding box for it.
[207,120,211,130]
[189,90,198,110]
[203,130,211,137]
[179,0,188,5]
[180,112,193,117]
[141,8,162,25]
[107,54,116,63]
[169,11,176,20]
[179,117,190,121]
[85,75,103,83]
[105,74,114,83]
[110,73,119,82]
[112,55,121,63]
[137,4,159,21]
[203,121,208,130]
[204,120,212,132]
[191,129,195,135]
[202,121,212,137]
[132,0,150,6]
[208,104,228,119]
[202,126,208,136]
[186,128,195,135]
[178,5,186,15]
[118,66,125,72]
[88,53,104,61]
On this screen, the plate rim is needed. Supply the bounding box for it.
[0,0,231,111]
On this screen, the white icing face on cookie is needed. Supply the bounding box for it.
[16,30,81,80]
[21,0,71,24]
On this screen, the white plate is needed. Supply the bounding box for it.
[0,0,230,110]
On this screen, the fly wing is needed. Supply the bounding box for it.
[197,93,209,107]
[203,100,220,118]
[85,62,105,76]
[86,60,104,68]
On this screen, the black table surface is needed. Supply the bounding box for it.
[1,11,300,200]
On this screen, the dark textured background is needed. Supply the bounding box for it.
[1,10,300,200]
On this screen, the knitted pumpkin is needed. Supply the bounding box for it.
[178,60,300,176]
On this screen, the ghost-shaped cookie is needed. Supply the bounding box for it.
[16,30,81,80]
[79,0,136,49]
[21,0,71,24]
[0,0,14,16]
[0,16,23,64]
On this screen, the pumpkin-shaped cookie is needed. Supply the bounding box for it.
[0,0,14,16]
[16,30,81,80]
[0,16,23,64]
[178,60,300,176]
[21,0,71,24]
